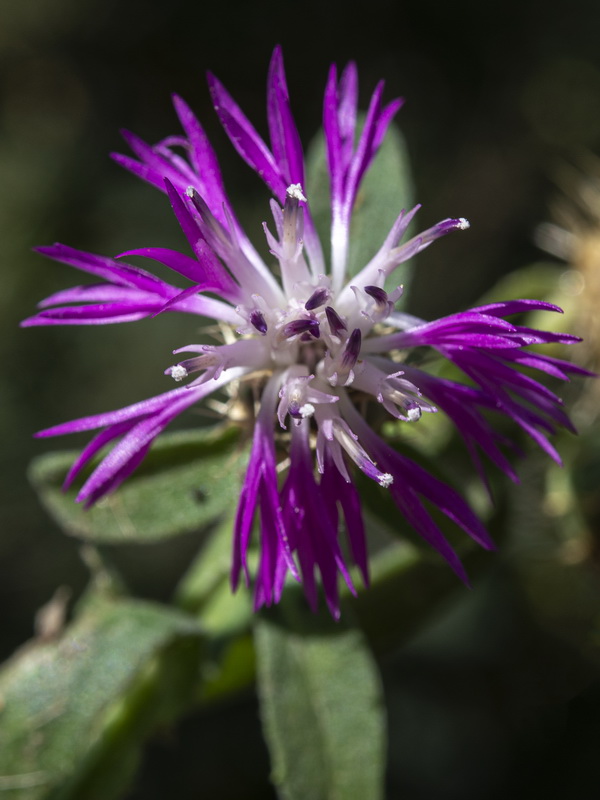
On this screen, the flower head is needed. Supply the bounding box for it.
[23,48,587,618]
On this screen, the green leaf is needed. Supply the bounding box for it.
[509,443,600,664]
[28,425,249,543]
[175,514,256,704]
[473,261,563,307]
[255,595,386,800]
[176,513,253,633]
[0,597,203,800]
[305,120,414,292]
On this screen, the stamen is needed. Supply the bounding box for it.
[250,309,268,334]
[330,418,394,488]
[325,306,347,337]
[406,404,422,422]
[364,285,388,306]
[277,369,337,428]
[289,401,315,419]
[342,328,362,369]
[286,183,307,202]
[305,287,329,311]
[168,364,188,382]
[282,318,320,339]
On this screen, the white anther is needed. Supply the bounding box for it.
[170,365,188,382]
[286,183,307,202]
[378,473,394,488]
[299,403,315,418]
[457,217,470,230]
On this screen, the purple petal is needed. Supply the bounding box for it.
[75,373,237,504]
[372,98,404,150]
[113,129,195,194]
[118,246,241,302]
[171,93,229,223]
[267,45,305,188]
[63,419,139,489]
[232,385,298,598]
[320,456,368,585]
[164,180,206,256]
[110,152,169,193]
[34,244,172,296]
[282,422,356,618]
[81,441,153,507]
[342,80,385,213]
[36,386,205,437]
[207,71,286,200]
[151,284,205,316]
[22,300,165,325]
[474,299,564,317]
[35,284,156,309]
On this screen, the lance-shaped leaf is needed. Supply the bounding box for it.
[0,598,203,800]
[255,594,386,800]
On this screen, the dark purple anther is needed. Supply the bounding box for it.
[364,285,388,306]
[250,310,268,334]
[342,328,362,368]
[288,401,303,418]
[283,317,321,339]
[305,287,329,311]
[325,306,347,337]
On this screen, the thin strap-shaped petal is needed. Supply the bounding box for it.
[267,45,304,189]
[75,369,243,504]
[337,62,359,170]
[22,300,166,325]
[372,98,404,151]
[342,80,385,215]
[266,47,325,275]
[115,130,196,193]
[171,93,229,224]
[474,299,563,316]
[321,455,369,585]
[208,71,287,200]
[184,185,284,305]
[118,246,241,302]
[34,244,172,296]
[63,419,139,489]
[36,384,214,437]
[82,442,153,507]
[35,284,157,309]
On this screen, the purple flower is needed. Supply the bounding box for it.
[23,48,586,617]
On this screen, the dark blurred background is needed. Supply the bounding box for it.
[2,1,600,797]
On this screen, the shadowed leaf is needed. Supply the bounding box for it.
[28,425,248,543]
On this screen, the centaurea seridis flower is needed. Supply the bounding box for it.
[23,48,586,617]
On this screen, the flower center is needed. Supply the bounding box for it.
[167,184,402,439]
